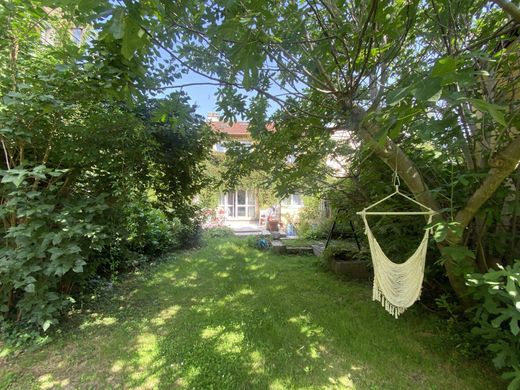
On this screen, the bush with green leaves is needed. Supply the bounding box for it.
[296,196,323,237]
[303,218,332,240]
[127,202,183,255]
[466,262,520,389]
[0,168,110,330]
[0,4,213,335]
[203,226,235,239]
[322,242,368,263]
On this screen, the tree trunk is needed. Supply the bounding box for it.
[454,135,520,233]
[351,108,441,215]
[352,107,520,300]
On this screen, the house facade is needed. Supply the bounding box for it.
[207,113,304,224]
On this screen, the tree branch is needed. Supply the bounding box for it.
[492,0,520,24]
[455,134,520,233]
[351,108,442,214]
[153,82,224,90]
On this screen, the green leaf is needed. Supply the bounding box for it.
[42,320,52,332]
[468,98,506,126]
[433,222,449,242]
[73,259,86,273]
[441,245,475,263]
[109,8,126,40]
[25,283,35,293]
[413,77,443,102]
[121,16,144,60]
[387,85,413,106]
[1,170,27,188]
[431,57,458,77]
[511,318,519,336]
[388,119,403,139]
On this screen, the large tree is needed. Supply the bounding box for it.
[170,0,520,299]
[0,1,214,329]
[64,0,519,300]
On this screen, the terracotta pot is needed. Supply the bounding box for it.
[268,221,279,231]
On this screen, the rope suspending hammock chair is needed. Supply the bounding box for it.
[357,169,437,319]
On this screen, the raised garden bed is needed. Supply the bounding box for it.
[327,258,370,278]
[322,244,371,279]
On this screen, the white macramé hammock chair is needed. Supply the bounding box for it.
[357,176,436,318]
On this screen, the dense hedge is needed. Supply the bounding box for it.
[0,7,212,335]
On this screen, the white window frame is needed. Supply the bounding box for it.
[213,143,227,152]
[219,190,256,218]
[281,193,304,207]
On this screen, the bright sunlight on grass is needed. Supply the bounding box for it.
[0,235,502,389]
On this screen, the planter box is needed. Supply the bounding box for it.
[327,258,371,279]
[286,246,314,255]
[268,221,279,231]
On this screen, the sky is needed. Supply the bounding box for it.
[156,48,285,121]
[173,70,282,120]
[177,72,220,117]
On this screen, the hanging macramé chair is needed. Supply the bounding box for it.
[357,177,436,318]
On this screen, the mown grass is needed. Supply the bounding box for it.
[0,235,502,389]
[280,237,319,247]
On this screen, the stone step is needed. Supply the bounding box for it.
[234,231,263,236]
[286,246,314,255]
[271,240,286,253]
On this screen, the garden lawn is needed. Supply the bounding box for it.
[0,236,502,389]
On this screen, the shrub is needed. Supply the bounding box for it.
[322,242,368,263]
[203,226,235,239]
[304,218,333,240]
[126,203,184,255]
[466,262,520,389]
[0,182,110,332]
[0,3,212,341]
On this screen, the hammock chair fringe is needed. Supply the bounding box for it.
[372,284,414,319]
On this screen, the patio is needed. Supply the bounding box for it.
[224,220,268,236]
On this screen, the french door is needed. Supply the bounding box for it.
[220,190,256,219]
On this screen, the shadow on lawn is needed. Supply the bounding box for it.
[11,237,503,389]
[149,247,357,389]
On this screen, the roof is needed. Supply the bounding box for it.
[209,121,250,136]
[208,120,276,139]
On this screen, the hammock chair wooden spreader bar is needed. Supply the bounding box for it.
[356,178,437,319]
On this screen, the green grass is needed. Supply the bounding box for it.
[280,238,319,247]
[0,236,502,389]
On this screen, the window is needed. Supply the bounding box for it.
[239,141,253,152]
[41,26,56,45]
[291,193,303,206]
[218,190,256,218]
[214,143,227,152]
[281,193,304,207]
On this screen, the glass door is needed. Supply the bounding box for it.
[220,190,256,219]
[227,191,235,217]
[236,190,247,217]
